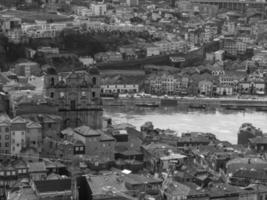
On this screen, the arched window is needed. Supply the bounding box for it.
[92,77,97,85]
[50,77,55,87]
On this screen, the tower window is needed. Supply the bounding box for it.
[50,77,55,87]
[92,77,97,85]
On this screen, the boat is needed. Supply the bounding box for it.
[256,107,267,112]
[188,104,206,109]
[224,106,245,111]
[135,103,159,107]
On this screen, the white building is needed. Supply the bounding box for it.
[214,50,224,62]
[154,40,187,54]
[101,84,139,94]
[79,57,95,66]
[91,3,107,16]
[216,86,233,96]
[126,0,139,6]
[146,44,160,57]
[73,6,93,17]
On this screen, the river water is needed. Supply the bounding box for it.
[103,106,267,144]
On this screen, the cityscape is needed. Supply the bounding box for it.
[0,0,267,199]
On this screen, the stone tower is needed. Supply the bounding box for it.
[44,67,103,129]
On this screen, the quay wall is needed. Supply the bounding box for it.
[102,97,267,108]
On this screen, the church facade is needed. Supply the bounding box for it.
[43,67,103,129]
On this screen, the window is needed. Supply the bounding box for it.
[5,127,9,132]
[75,147,79,151]
[60,92,64,98]
[92,92,96,98]
[16,143,19,147]
[12,139,15,144]
[5,135,9,140]
[48,123,52,128]
[79,146,84,151]
[12,132,15,136]
[50,92,54,98]
[0,171,4,176]
[92,77,97,85]
[12,171,15,175]
[6,171,10,176]
[70,100,76,110]
[50,77,55,87]
[81,91,86,97]
[5,143,8,147]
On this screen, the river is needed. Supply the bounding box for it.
[103,106,267,144]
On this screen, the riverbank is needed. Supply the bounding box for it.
[102,96,267,110]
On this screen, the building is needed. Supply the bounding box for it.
[0,15,22,43]
[10,116,27,156]
[73,125,115,162]
[145,73,189,95]
[203,23,218,43]
[198,80,213,96]
[33,179,72,199]
[237,123,263,147]
[141,143,181,173]
[44,67,102,129]
[226,157,267,174]
[190,0,267,12]
[222,37,237,56]
[101,83,139,95]
[94,51,123,63]
[163,180,209,200]
[177,134,211,147]
[215,85,233,96]
[101,75,140,95]
[0,114,11,156]
[91,2,107,16]
[37,46,59,55]
[85,172,162,200]
[249,136,267,152]
[146,44,160,57]
[214,50,224,62]
[27,161,47,181]
[26,121,42,153]
[230,169,267,186]
[73,5,92,17]
[239,79,266,95]
[126,0,139,6]
[14,61,41,77]
[154,40,188,54]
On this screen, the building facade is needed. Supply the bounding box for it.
[44,67,103,129]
